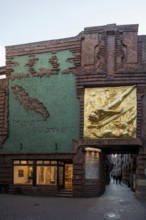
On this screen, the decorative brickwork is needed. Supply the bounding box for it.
[12,85,49,120]
[0,23,146,197]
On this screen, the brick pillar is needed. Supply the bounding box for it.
[73,146,84,197]
[135,152,146,198]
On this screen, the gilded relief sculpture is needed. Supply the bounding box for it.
[84,86,137,138]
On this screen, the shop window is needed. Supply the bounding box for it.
[13,165,33,185]
[13,160,59,186]
[36,166,57,185]
[13,160,33,185]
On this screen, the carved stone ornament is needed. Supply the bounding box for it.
[94,33,106,72]
[84,86,137,139]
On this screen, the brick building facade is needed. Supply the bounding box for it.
[0,23,146,197]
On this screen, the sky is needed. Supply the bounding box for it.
[0,0,146,66]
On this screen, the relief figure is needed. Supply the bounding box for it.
[94,34,105,72]
[84,86,137,138]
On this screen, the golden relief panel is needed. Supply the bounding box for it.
[84,86,137,139]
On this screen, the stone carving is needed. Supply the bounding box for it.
[116,33,127,71]
[82,24,138,73]
[12,85,49,120]
[84,86,137,138]
[81,33,99,66]
[94,33,106,72]
[123,32,137,64]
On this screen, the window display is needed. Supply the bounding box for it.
[13,160,69,187]
[36,166,57,185]
[14,165,33,185]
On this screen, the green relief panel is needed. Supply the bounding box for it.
[11,56,30,75]
[56,50,75,72]
[33,53,53,72]
[34,50,75,72]
[2,74,80,153]
[11,50,75,76]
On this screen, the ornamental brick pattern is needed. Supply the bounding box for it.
[0,24,146,197]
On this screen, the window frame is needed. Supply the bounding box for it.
[13,160,65,186]
[13,160,34,185]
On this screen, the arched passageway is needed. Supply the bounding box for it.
[104,145,140,194]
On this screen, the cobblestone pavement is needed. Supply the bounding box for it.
[0,182,146,220]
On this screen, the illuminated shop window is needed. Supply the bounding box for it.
[36,166,57,185]
[13,160,33,185]
[13,160,60,186]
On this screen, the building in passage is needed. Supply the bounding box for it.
[0,23,146,198]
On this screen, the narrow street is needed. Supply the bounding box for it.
[0,181,146,220]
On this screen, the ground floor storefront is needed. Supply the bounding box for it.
[1,144,145,198]
[0,147,107,197]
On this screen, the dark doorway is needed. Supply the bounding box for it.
[65,164,73,189]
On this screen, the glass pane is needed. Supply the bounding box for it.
[14,160,20,164]
[51,161,57,164]
[36,166,57,185]
[28,160,33,164]
[21,160,27,165]
[44,161,50,164]
[13,166,33,185]
[37,160,43,164]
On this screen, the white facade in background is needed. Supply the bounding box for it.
[0,45,6,67]
[0,45,6,79]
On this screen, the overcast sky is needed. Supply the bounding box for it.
[0,0,146,47]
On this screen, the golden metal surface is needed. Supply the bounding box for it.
[84,86,137,138]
